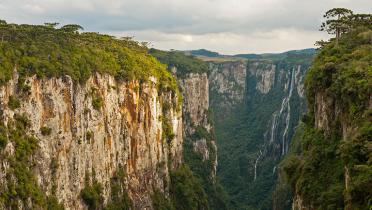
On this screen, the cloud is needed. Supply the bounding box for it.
[0,0,371,53]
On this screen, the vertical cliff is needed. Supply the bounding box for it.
[178,73,217,178]
[0,23,193,210]
[208,52,313,209]
[150,49,230,209]
[275,25,371,210]
[0,71,182,209]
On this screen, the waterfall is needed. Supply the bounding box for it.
[254,149,263,181]
[269,113,277,143]
[281,67,296,155]
[256,66,300,180]
[268,66,298,156]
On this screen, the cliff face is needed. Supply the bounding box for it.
[278,26,371,210]
[178,73,217,178]
[209,61,246,120]
[0,71,182,209]
[209,58,311,209]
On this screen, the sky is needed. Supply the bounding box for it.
[0,0,371,54]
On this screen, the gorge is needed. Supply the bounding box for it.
[0,10,371,210]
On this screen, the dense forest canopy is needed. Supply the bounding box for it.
[149,48,209,78]
[0,21,178,95]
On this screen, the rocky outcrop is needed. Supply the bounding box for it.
[209,61,247,119]
[0,71,182,209]
[248,62,276,94]
[178,73,217,178]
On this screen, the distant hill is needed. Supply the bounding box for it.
[183,48,316,63]
[184,49,221,57]
[233,48,316,60]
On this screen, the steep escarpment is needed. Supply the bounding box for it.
[0,71,182,209]
[0,22,189,210]
[275,24,371,210]
[150,49,229,210]
[208,52,313,209]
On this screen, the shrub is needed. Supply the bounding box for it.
[86,131,93,141]
[8,96,21,110]
[170,165,209,210]
[81,181,103,210]
[40,126,52,136]
[161,117,175,144]
[152,190,175,210]
[92,95,103,110]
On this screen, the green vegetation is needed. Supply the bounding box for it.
[161,116,175,144]
[0,114,53,209]
[151,164,213,210]
[183,110,230,210]
[46,196,65,210]
[211,59,310,209]
[170,165,209,210]
[152,190,175,210]
[104,168,132,210]
[40,126,52,136]
[276,9,372,210]
[186,49,220,58]
[0,21,179,99]
[149,49,209,78]
[0,124,7,149]
[92,95,104,110]
[81,179,104,210]
[86,131,94,142]
[8,95,21,110]
[81,169,132,210]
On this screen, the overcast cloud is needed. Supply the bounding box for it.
[0,0,371,54]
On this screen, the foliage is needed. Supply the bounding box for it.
[0,21,179,99]
[149,48,209,78]
[104,168,132,210]
[46,196,65,210]
[277,9,372,210]
[0,114,47,208]
[170,165,209,210]
[8,95,20,110]
[211,59,310,209]
[192,126,213,141]
[161,116,175,144]
[81,178,104,210]
[92,94,104,110]
[40,126,52,136]
[0,124,7,149]
[320,8,353,42]
[86,131,94,142]
[152,190,175,210]
[187,49,220,58]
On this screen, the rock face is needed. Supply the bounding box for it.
[209,61,247,119]
[178,73,217,178]
[248,62,276,94]
[209,59,311,209]
[0,71,182,209]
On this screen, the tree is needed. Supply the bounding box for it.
[44,22,59,28]
[0,20,7,43]
[348,14,372,28]
[60,24,84,33]
[320,8,353,45]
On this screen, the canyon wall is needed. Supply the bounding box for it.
[0,71,182,209]
[209,57,311,209]
[178,73,217,179]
